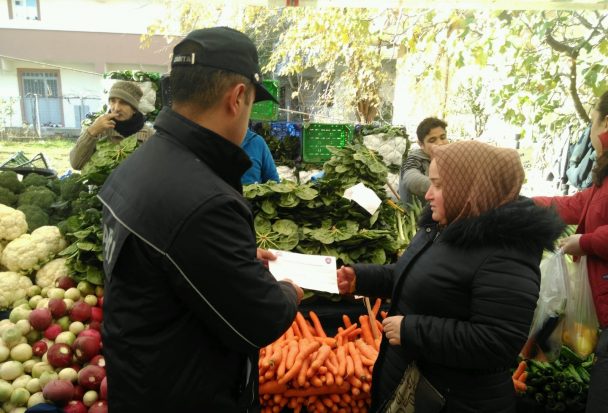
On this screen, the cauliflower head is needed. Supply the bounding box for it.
[0,204,28,242]
[1,225,67,273]
[35,257,69,288]
[0,271,33,310]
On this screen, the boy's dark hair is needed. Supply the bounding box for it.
[170,42,254,111]
[416,117,447,142]
[592,91,608,186]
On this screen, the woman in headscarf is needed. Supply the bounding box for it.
[338,140,564,412]
[534,91,608,413]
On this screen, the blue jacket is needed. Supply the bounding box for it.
[241,130,280,185]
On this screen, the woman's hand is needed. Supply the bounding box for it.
[559,234,584,256]
[257,248,277,268]
[337,265,356,294]
[382,315,404,345]
[88,112,118,136]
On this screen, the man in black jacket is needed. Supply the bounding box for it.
[98,27,303,412]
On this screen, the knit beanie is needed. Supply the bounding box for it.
[108,81,143,111]
[432,140,524,224]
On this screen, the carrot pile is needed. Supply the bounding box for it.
[259,299,384,413]
[512,360,528,393]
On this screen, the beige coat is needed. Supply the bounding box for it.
[69,124,154,170]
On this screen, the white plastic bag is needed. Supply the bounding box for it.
[562,256,600,358]
[521,250,568,361]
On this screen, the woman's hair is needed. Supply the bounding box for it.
[592,91,608,186]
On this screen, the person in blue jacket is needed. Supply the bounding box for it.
[241,128,280,184]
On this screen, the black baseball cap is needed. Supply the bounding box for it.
[171,27,278,104]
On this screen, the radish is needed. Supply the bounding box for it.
[48,298,68,319]
[99,376,107,400]
[42,379,74,406]
[89,355,105,368]
[70,301,92,323]
[88,400,108,413]
[56,276,77,290]
[78,328,101,343]
[44,324,63,341]
[73,336,101,363]
[73,384,85,400]
[87,321,102,332]
[28,308,53,331]
[63,400,87,413]
[46,343,73,368]
[90,307,103,323]
[78,365,105,390]
[31,340,48,357]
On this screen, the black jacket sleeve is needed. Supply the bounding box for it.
[401,250,540,368]
[352,263,396,298]
[165,194,299,353]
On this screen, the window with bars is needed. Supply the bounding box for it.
[9,0,40,20]
[19,70,63,126]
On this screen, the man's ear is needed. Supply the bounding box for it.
[226,83,248,115]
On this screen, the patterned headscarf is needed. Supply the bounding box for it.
[432,140,524,224]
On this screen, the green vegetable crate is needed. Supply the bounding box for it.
[251,80,279,121]
[302,123,354,163]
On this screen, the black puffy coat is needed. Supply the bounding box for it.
[354,198,564,413]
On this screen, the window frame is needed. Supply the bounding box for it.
[7,0,41,20]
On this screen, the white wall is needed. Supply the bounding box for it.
[0,0,166,35]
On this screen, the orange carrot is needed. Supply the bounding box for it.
[278,339,321,385]
[292,320,303,338]
[327,350,339,375]
[314,336,337,348]
[347,328,362,341]
[276,346,288,378]
[380,311,388,319]
[311,375,324,387]
[309,310,327,338]
[348,341,367,381]
[259,380,288,394]
[284,383,351,397]
[513,379,527,392]
[519,372,528,383]
[359,315,375,347]
[512,360,527,380]
[336,323,358,338]
[337,345,347,378]
[285,340,299,370]
[326,371,335,386]
[355,340,378,361]
[371,298,382,319]
[297,356,311,387]
[342,314,353,328]
[345,353,355,377]
[307,344,332,377]
[296,312,314,340]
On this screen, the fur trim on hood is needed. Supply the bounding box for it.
[420,197,565,252]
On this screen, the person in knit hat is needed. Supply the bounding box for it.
[534,90,608,413]
[338,140,564,412]
[69,80,154,170]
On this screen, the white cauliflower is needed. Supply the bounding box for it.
[0,271,33,310]
[35,257,69,288]
[0,204,28,242]
[1,226,67,273]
